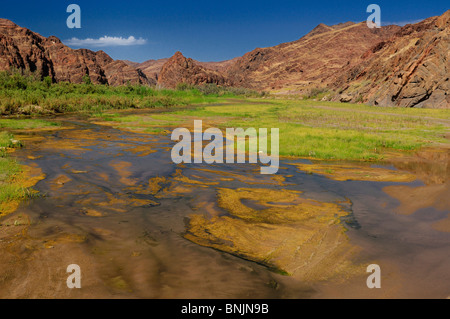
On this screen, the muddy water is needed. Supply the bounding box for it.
[1,119,449,299]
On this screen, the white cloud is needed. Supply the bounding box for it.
[64,35,147,47]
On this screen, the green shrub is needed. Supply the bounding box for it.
[0,70,267,115]
[176,83,194,91]
[43,76,53,88]
[82,74,92,85]
[303,87,329,100]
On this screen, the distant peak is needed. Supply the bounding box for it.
[307,23,334,37]
[436,9,450,27]
[47,36,62,44]
[331,21,356,29]
[0,18,17,27]
[173,51,185,58]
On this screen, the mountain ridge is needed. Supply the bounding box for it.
[0,18,152,86]
[333,10,450,108]
[0,11,448,108]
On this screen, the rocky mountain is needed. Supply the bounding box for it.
[123,58,169,83]
[0,19,152,86]
[157,51,232,88]
[129,21,400,92]
[195,58,240,73]
[225,22,401,91]
[333,10,450,108]
[139,10,449,108]
[1,10,449,108]
[124,57,238,84]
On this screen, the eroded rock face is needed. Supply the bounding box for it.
[126,21,399,93]
[123,58,169,83]
[0,19,152,86]
[123,57,239,85]
[225,22,400,91]
[157,51,232,88]
[334,10,450,108]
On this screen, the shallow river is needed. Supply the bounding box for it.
[1,118,449,299]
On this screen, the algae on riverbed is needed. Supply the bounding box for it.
[0,141,45,217]
[185,187,362,280]
[290,162,417,182]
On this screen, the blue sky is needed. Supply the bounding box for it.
[1,1,448,62]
